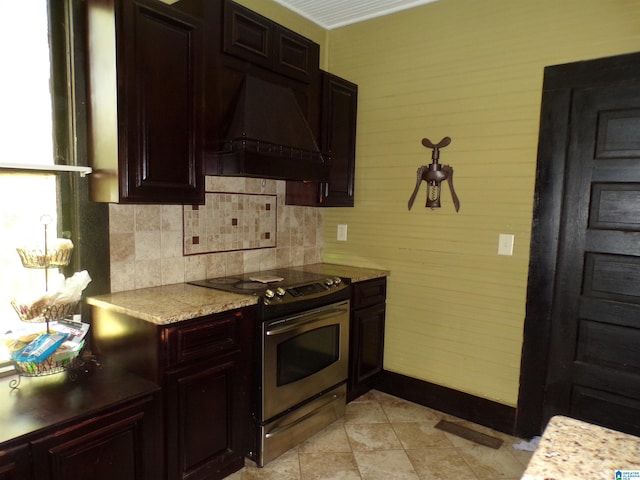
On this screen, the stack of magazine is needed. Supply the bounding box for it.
[7,317,89,368]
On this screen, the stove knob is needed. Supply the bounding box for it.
[324,278,334,287]
[264,289,275,299]
[276,287,286,297]
[333,277,342,285]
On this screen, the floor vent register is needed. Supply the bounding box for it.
[434,420,504,449]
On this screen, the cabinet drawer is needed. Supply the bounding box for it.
[352,277,387,310]
[166,312,243,366]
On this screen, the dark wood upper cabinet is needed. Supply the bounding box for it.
[320,72,358,206]
[223,0,319,84]
[86,0,204,204]
[173,0,358,189]
[223,2,273,70]
[286,71,358,207]
[274,28,319,83]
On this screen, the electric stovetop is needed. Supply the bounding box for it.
[188,268,333,295]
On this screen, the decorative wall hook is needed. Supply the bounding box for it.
[408,136,460,212]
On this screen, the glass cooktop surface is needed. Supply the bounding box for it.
[188,268,329,295]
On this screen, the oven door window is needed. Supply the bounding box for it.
[277,325,339,386]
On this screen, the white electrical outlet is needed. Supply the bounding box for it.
[498,234,514,256]
[337,224,348,241]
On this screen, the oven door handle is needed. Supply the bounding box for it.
[265,305,348,336]
[264,391,345,439]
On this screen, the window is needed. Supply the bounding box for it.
[0,0,63,366]
[0,0,110,375]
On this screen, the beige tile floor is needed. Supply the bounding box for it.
[226,389,534,480]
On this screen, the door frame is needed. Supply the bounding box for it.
[516,51,640,438]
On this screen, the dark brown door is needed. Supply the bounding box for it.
[544,84,640,433]
[517,52,640,438]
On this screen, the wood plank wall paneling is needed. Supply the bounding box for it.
[321,0,640,406]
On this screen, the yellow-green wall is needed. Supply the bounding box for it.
[170,0,640,407]
[322,0,640,407]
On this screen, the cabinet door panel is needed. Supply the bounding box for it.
[320,73,358,206]
[166,358,247,480]
[274,29,319,83]
[286,72,357,207]
[120,0,203,203]
[352,303,386,384]
[31,398,156,480]
[223,0,273,69]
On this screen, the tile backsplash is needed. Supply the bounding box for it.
[108,177,323,293]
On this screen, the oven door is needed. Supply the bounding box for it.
[261,300,350,422]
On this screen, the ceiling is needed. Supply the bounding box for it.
[272,0,440,30]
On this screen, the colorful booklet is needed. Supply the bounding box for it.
[12,332,69,363]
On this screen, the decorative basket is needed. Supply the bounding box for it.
[11,300,78,323]
[11,300,46,322]
[13,340,85,377]
[16,241,73,269]
[43,301,78,321]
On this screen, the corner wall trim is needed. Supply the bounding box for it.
[375,370,517,436]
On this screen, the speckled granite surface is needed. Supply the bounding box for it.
[87,264,389,325]
[521,415,640,480]
[87,283,259,325]
[291,263,389,283]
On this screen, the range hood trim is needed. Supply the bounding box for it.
[206,140,332,181]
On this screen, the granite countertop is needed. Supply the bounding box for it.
[87,283,259,325]
[291,263,390,283]
[521,415,640,480]
[87,263,389,326]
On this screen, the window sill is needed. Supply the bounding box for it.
[0,164,92,177]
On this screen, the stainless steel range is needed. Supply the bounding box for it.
[189,268,350,467]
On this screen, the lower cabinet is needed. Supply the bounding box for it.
[0,369,159,480]
[0,444,30,480]
[91,305,257,480]
[163,308,255,480]
[348,278,387,402]
[165,357,248,480]
[31,397,157,480]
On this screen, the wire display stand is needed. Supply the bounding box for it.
[8,215,83,388]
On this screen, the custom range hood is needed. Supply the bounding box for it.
[205,75,330,181]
